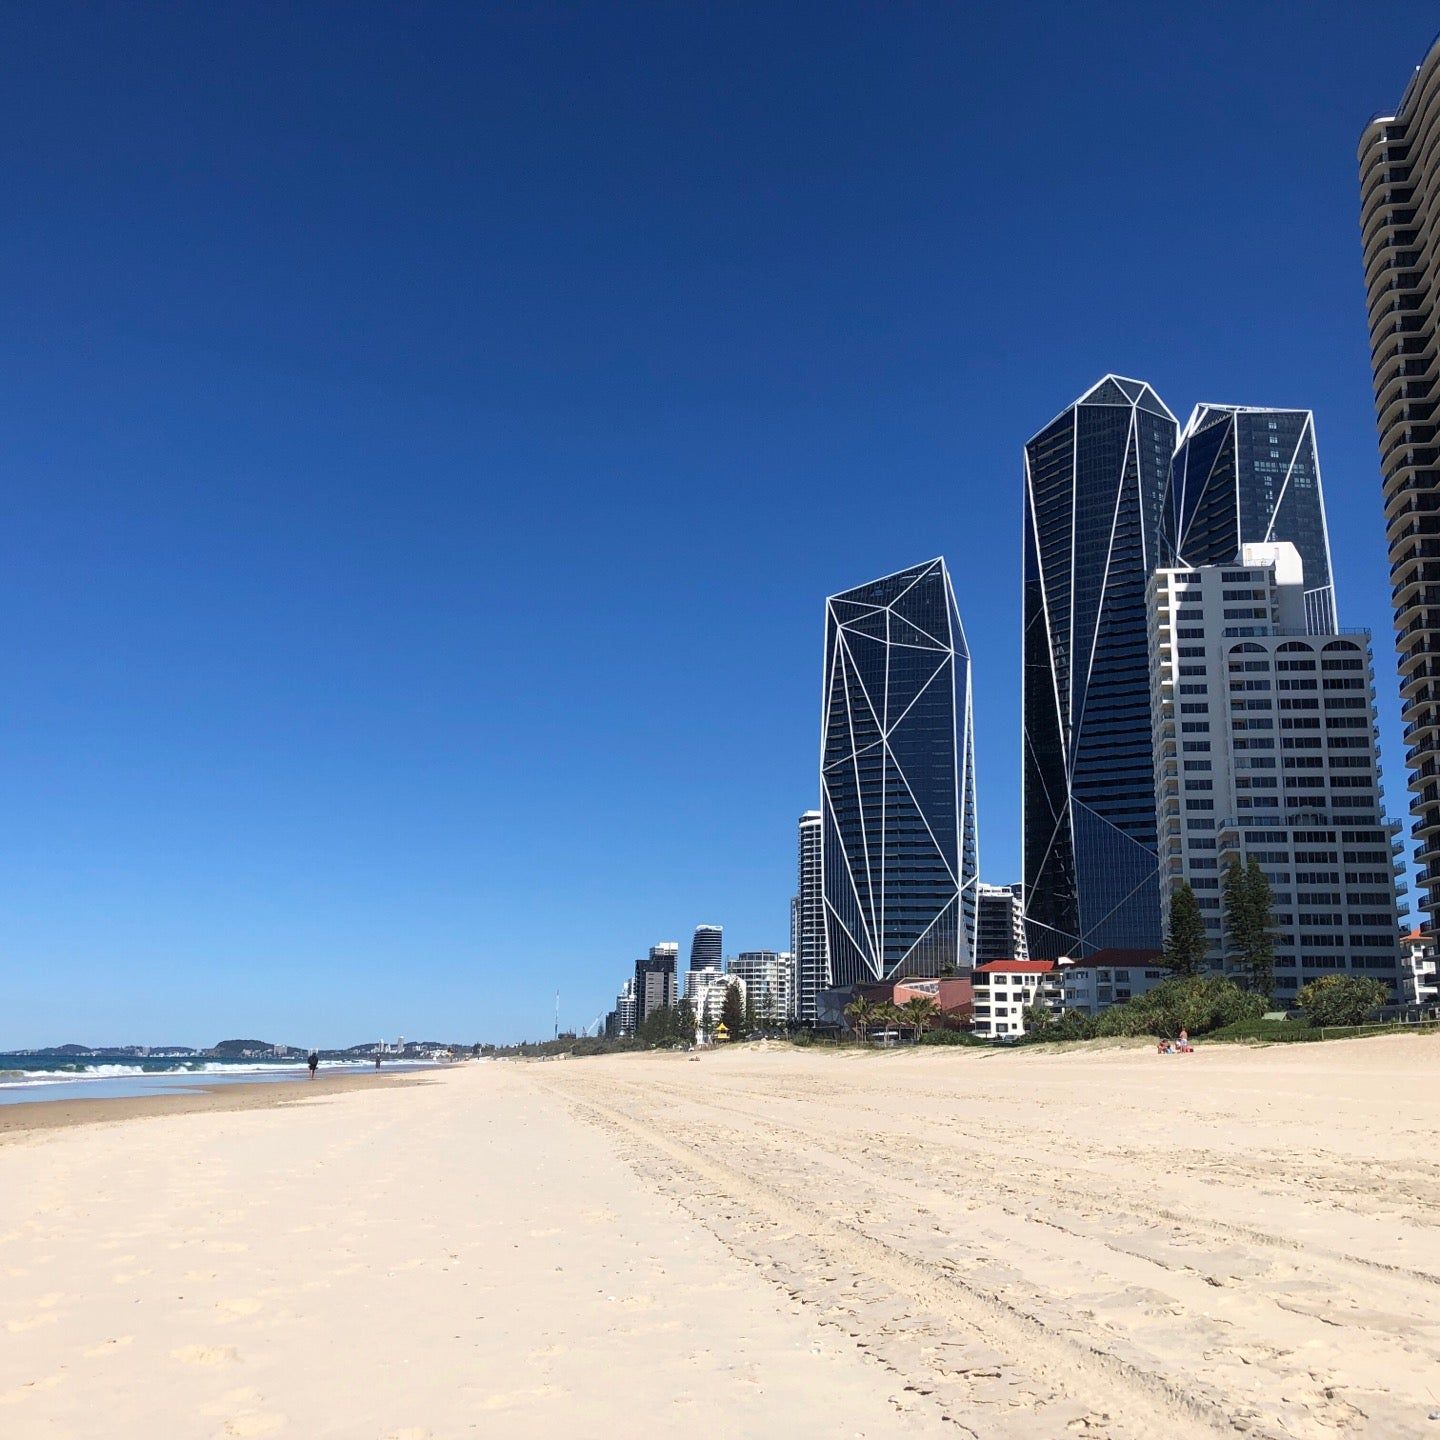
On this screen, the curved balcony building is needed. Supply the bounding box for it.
[1359,34,1440,931]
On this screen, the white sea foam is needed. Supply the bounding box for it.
[0,1060,378,1089]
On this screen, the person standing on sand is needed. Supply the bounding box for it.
[308,1051,319,1078]
[374,1056,381,1071]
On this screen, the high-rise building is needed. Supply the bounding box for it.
[688,924,723,970]
[1149,543,1405,1001]
[1359,37,1440,936]
[614,978,637,1038]
[634,943,678,1025]
[821,558,979,985]
[1165,405,1336,631]
[794,810,827,1023]
[1023,376,1177,958]
[974,882,1027,963]
[726,950,792,1025]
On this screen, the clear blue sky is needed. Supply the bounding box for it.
[1,3,1435,1047]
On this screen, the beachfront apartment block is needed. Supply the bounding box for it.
[970,960,1061,1039]
[1407,930,1438,1004]
[975,882,1027,963]
[686,966,744,1037]
[1060,951,1168,1015]
[725,950,793,1026]
[1149,542,1407,1002]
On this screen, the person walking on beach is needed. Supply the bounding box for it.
[307,1051,319,1079]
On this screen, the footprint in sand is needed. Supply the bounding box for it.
[218,1299,264,1319]
[220,1414,286,1438]
[204,1241,250,1255]
[6,1313,58,1333]
[83,1336,134,1358]
[173,1345,241,1367]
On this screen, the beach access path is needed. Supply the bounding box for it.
[2,1038,1439,1438]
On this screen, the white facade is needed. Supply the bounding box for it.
[687,967,743,1037]
[794,810,828,1023]
[1149,543,1405,1002]
[1062,961,1168,1015]
[1408,933,1438,1005]
[970,962,1061,1038]
[615,978,637,1038]
[725,950,793,1026]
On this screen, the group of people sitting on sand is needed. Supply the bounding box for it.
[1157,1028,1193,1055]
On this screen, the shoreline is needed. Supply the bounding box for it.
[0,1066,436,1141]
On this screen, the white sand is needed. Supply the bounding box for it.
[3,1037,1439,1437]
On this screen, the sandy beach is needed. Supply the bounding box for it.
[3,1039,1439,1438]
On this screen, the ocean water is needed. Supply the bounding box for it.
[0,1054,436,1106]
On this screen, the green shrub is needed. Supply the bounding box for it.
[1096,975,1265,1038]
[1296,974,1388,1028]
[1049,1008,1098,1041]
[918,1027,982,1045]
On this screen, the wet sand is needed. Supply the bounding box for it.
[0,1069,426,1140]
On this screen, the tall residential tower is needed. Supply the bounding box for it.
[1023,377,1176,958]
[793,809,828,1022]
[821,558,979,985]
[1359,36,1440,935]
[688,924,723,971]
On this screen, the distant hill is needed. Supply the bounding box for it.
[33,1043,93,1056]
[211,1039,275,1055]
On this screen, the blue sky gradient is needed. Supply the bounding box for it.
[1,3,1436,1046]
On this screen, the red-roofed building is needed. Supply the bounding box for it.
[971,959,1061,1038]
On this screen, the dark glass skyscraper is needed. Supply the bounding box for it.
[688,924,722,970]
[1164,405,1336,631]
[1023,376,1176,958]
[820,558,978,984]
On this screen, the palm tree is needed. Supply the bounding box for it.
[843,997,874,1043]
[871,1002,901,1044]
[898,996,940,1041]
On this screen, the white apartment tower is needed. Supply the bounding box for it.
[794,810,828,1023]
[1149,543,1405,1001]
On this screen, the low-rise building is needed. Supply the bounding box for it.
[1061,949,1168,1015]
[971,960,1061,1038]
[1406,930,1438,1005]
[687,966,743,1037]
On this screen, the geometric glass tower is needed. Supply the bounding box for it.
[820,557,979,985]
[1023,376,1177,958]
[1164,404,1336,632]
[1359,35,1440,937]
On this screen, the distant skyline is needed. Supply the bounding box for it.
[0,5,1436,1044]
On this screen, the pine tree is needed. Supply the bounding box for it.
[1242,857,1277,1000]
[720,983,746,1040]
[675,998,697,1044]
[1222,855,1277,1000]
[1163,881,1209,976]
